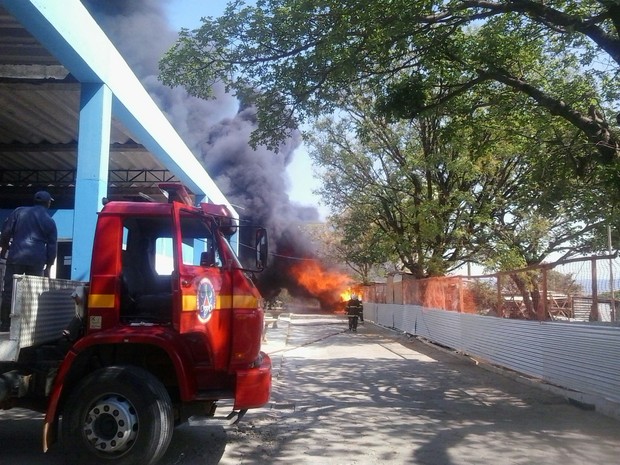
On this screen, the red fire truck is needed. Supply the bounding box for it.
[0,184,271,465]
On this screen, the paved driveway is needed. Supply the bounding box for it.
[2,315,619,464]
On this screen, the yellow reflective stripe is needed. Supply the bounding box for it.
[218,295,232,308]
[88,294,115,308]
[232,295,258,308]
[182,294,258,312]
[182,295,196,312]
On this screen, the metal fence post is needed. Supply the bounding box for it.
[497,273,503,318]
[538,267,548,321]
[591,257,599,321]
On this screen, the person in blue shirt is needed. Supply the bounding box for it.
[0,191,57,332]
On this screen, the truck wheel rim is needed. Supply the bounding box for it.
[84,394,138,453]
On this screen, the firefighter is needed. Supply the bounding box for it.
[346,294,363,332]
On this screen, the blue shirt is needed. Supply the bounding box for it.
[0,205,57,269]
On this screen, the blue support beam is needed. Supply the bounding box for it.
[72,83,112,281]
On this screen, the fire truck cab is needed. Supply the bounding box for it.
[0,184,271,465]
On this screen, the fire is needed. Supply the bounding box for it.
[290,259,353,309]
[340,286,364,302]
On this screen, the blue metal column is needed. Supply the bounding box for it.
[71,82,112,281]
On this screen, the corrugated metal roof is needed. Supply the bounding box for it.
[0,5,176,208]
[0,5,56,66]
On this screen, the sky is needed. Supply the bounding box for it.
[163,0,328,220]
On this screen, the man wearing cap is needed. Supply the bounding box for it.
[0,191,57,332]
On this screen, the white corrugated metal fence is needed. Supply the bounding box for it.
[366,303,620,410]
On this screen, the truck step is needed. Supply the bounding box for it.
[188,409,247,427]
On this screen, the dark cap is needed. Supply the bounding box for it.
[34,191,54,202]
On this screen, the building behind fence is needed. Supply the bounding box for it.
[362,254,619,323]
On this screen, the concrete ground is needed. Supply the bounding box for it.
[1,314,619,464]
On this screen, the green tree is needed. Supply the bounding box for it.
[547,269,583,295]
[327,208,397,284]
[467,279,498,315]
[308,85,519,276]
[308,99,487,277]
[295,218,391,283]
[159,0,620,170]
[310,71,612,278]
[159,0,620,295]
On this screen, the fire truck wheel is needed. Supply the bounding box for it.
[61,365,174,465]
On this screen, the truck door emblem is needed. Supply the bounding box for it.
[197,277,216,322]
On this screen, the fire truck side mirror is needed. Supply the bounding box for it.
[256,228,268,270]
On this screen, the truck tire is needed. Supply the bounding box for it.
[61,365,173,465]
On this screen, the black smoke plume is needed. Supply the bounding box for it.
[81,0,325,302]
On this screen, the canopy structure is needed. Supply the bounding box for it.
[0,0,235,280]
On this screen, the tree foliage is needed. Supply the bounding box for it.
[317,210,397,284]
[158,0,620,283]
[160,0,620,169]
[308,77,612,277]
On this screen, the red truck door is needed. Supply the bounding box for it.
[171,203,233,371]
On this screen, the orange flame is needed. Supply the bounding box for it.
[290,259,353,306]
[340,286,364,302]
